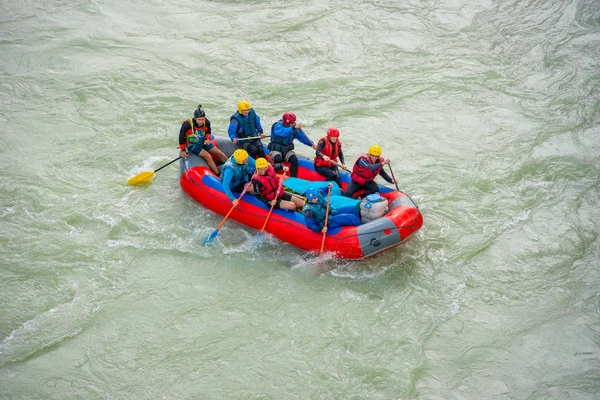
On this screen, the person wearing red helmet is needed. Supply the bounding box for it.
[268,112,317,177]
[314,127,346,189]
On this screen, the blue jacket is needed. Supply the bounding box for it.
[268,120,313,153]
[228,109,263,140]
[221,155,256,201]
[302,187,337,232]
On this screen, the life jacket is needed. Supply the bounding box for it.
[351,154,383,185]
[314,137,341,168]
[268,121,295,153]
[251,165,284,201]
[183,118,210,146]
[303,198,328,228]
[222,156,251,187]
[230,109,258,139]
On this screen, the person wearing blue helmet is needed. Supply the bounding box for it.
[303,184,362,233]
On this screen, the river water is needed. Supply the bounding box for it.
[1,0,599,399]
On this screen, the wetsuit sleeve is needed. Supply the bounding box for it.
[255,115,264,134]
[247,157,257,175]
[295,129,314,147]
[222,169,237,202]
[358,158,384,171]
[179,121,191,150]
[315,140,326,157]
[378,168,393,183]
[205,119,212,140]
[338,148,345,164]
[228,119,238,141]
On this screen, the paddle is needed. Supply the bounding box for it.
[320,185,332,252]
[236,135,271,142]
[203,182,252,246]
[330,159,349,172]
[127,156,182,186]
[256,171,287,237]
[388,163,400,191]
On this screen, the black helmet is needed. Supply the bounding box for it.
[193,104,205,118]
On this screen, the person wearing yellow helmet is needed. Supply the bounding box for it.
[179,104,228,175]
[344,145,397,198]
[228,100,267,160]
[251,158,304,211]
[268,112,317,178]
[221,149,257,207]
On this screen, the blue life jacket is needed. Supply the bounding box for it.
[222,157,251,187]
[230,109,259,138]
[302,194,331,228]
[268,120,296,153]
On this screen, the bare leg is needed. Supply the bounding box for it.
[199,149,219,175]
[209,147,228,164]
[291,195,304,210]
[278,200,297,211]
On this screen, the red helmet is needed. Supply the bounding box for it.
[282,112,296,126]
[327,127,340,137]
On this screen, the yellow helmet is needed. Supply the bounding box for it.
[233,149,248,164]
[237,100,251,113]
[255,157,268,169]
[368,145,382,157]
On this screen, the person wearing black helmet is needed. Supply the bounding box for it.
[179,104,227,175]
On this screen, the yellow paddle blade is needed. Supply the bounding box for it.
[127,171,155,186]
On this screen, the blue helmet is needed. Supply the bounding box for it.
[305,188,319,201]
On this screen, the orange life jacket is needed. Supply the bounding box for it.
[314,137,341,168]
[251,165,284,201]
[351,154,383,185]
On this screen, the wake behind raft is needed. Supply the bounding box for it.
[180,136,423,259]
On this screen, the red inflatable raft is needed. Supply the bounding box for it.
[180,137,422,259]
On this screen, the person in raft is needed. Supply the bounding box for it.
[268,112,317,178]
[251,157,304,211]
[303,184,362,234]
[344,145,397,199]
[228,100,267,160]
[179,104,228,175]
[222,149,256,208]
[313,127,346,189]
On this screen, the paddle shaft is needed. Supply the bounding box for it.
[258,172,286,234]
[388,164,400,191]
[236,135,270,142]
[155,156,182,173]
[214,182,252,231]
[320,185,332,252]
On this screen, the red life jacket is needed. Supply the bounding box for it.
[351,154,383,185]
[183,118,210,147]
[314,137,341,168]
[251,164,284,201]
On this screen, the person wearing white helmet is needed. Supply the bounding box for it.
[344,145,396,198]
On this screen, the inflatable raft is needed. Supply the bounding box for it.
[179,137,423,259]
